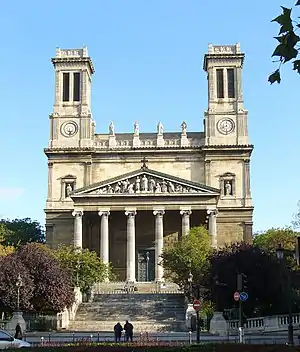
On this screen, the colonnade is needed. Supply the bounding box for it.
[71,208,218,282]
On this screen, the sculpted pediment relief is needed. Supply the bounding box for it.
[72,168,219,197]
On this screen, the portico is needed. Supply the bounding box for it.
[69,167,220,282]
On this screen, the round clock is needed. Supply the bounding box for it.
[217,118,235,135]
[61,121,78,137]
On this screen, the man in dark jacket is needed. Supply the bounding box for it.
[113,322,123,342]
[124,320,133,342]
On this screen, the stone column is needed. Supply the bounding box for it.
[85,161,92,186]
[98,211,110,264]
[47,162,53,200]
[205,160,211,186]
[54,71,60,106]
[153,210,165,282]
[125,210,137,282]
[207,208,218,248]
[180,210,192,236]
[244,159,251,197]
[72,210,84,249]
[244,221,253,243]
[223,69,228,99]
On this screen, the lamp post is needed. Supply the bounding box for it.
[187,266,201,343]
[276,243,294,346]
[16,274,23,311]
[145,251,150,282]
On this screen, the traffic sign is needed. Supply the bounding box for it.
[233,291,240,301]
[240,292,248,302]
[193,299,201,311]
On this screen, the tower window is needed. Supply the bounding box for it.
[62,73,70,102]
[227,69,235,98]
[216,69,224,98]
[73,72,80,102]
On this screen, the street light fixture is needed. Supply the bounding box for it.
[16,274,23,311]
[276,243,294,346]
[276,243,284,261]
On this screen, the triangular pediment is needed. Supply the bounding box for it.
[71,167,220,197]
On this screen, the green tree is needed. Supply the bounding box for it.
[253,227,298,254]
[0,224,15,256]
[0,218,45,246]
[269,1,300,83]
[54,245,112,294]
[161,226,212,293]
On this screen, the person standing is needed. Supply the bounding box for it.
[14,324,23,340]
[113,322,123,342]
[124,320,134,342]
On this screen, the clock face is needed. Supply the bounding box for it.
[217,118,235,135]
[61,121,78,137]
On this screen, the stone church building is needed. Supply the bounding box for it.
[45,44,253,282]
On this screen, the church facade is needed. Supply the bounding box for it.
[45,44,253,282]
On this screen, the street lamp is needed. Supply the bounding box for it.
[16,274,23,311]
[187,265,201,343]
[276,243,294,346]
[276,243,284,261]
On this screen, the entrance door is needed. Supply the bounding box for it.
[137,249,155,282]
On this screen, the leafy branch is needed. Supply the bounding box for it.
[269,1,300,83]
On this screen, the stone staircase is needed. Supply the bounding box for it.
[68,292,187,332]
[93,281,182,294]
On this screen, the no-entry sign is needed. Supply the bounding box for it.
[233,291,240,301]
[193,299,201,311]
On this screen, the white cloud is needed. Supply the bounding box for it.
[0,188,24,201]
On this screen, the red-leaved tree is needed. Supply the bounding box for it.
[17,243,74,312]
[0,255,34,311]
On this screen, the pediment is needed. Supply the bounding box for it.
[72,167,220,197]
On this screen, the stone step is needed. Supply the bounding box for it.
[93,282,182,294]
[71,291,187,333]
[68,320,186,332]
[75,314,185,320]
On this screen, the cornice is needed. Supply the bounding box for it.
[51,57,95,73]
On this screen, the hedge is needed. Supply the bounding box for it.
[17,343,300,352]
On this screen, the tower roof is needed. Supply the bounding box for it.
[203,43,245,71]
[51,46,95,73]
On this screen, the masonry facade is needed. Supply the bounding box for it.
[45,44,254,282]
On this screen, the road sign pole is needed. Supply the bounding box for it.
[238,299,244,343]
[237,273,244,344]
[196,310,200,343]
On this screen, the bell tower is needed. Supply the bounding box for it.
[203,44,249,146]
[49,47,95,148]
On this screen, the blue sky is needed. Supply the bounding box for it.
[0,0,299,232]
